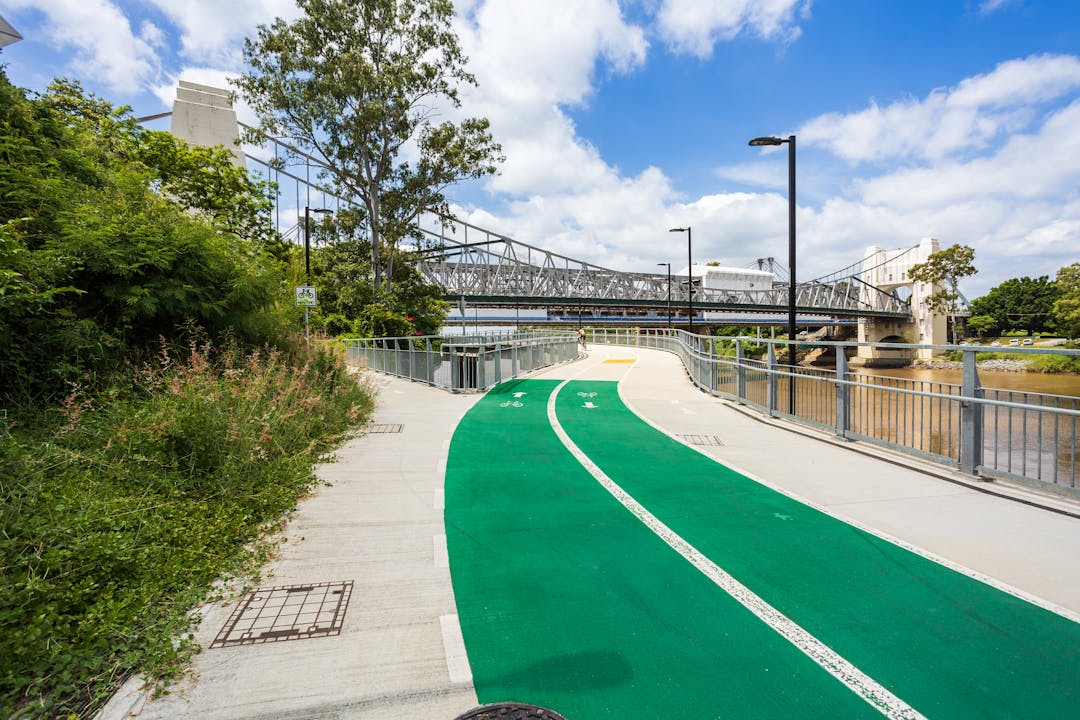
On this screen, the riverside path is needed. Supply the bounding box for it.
[118,345,1080,720]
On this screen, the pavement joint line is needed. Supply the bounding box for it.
[547,378,926,720]
[614,371,1080,626]
[439,614,474,686]
[433,534,449,569]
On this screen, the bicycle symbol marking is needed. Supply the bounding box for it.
[576,392,597,398]
[500,400,524,408]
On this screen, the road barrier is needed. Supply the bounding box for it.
[342,331,579,392]
[347,327,1078,493]
[589,328,1080,494]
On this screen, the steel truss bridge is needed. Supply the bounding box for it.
[231,125,913,324]
[410,213,913,323]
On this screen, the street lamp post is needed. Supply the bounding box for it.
[748,134,796,414]
[657,262,672,330]
[304,206,334,282]
[302,206,333,342]
[668,227,692,333]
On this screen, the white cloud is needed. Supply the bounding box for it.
[142,0,299,66]
[855,98,1080,209]
[456,0,646,111]
[978,0,1019,16]
[714,160,789,191]
[7,0,161,94]
[656,0,809,58]
[452,0,652,208]
[798,54,1080,164]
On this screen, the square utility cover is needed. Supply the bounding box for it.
[211,580,353,648]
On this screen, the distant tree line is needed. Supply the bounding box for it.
[967,266,1080,339]
[903,244,1079,341]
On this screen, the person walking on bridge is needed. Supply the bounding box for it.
[578,327,587,350]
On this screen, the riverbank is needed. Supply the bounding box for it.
[913,358,1032,372]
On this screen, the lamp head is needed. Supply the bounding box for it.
[748,136,785,147]
[669,227,688,233]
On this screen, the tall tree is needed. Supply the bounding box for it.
[906,243,977,345]
[1052,262,1080,340]
[234,0,503,291]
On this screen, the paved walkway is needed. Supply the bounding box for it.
[105,345,1080,719]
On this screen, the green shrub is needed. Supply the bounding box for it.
[0,340,373,718]
[1027,354,1080,374]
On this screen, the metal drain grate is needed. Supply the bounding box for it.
[368,423,403,434]
[210,580,353,648]
[679,434,724,447]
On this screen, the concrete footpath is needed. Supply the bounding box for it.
[103,344,1080,719]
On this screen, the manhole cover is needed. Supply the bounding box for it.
[453,703,568,720]
[368,423,404,433]
[210,581,353,648]
[679,434,724,446]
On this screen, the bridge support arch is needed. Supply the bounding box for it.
[856,237,947,366]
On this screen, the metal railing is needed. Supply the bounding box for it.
[342,331,579,392]
[589,328,1080,494]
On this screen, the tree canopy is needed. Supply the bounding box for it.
[906,243,977,344]
[1052,263,1080,340]
[234,0,503,291]
[968,275,1060,337]
[305,206,448,336]
[0,71,286,401]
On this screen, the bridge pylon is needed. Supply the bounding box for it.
[856,237,947,365]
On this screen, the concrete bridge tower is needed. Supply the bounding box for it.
[856,237,948,365]
[168,81,245,168]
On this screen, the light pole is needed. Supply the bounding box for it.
[748,134,796,414]
[657,262,672,330]
[669,227,692,333]
[304,206,333,282]
[302,206,333,342]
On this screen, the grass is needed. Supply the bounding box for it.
[941,348,1080,373]
[0,339,375,719]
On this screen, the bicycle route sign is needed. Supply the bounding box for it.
[295,285,318,307]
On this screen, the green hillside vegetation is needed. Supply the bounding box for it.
[0,70,375,718]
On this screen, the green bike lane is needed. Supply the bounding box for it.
[445,379,878,719]
[445,378,1080,718]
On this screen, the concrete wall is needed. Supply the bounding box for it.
[169,81,245,168]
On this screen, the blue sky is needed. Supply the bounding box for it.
[3,0,1080,297]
